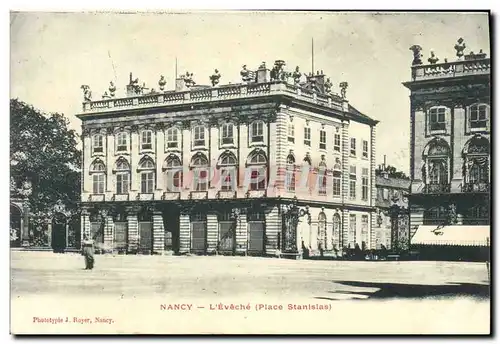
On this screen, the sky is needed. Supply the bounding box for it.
[9,11,490,174]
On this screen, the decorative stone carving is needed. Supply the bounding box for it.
[82,128,91,137]
[324,78,333,94]
[80,85,92,102]
[258,61,266,69]
[131,125,139,133]
[409,45,423,65]
[106,127,114,135]
[209,69,221,87]
[292,66,302,85]
[102,91,111,99]
[428,51,439,64]
[454,38,466,59]
[109,81,116,97]
[182,71,196,88]
[129,73,143,94]
[158,75,166,91]
[339,82,348,99]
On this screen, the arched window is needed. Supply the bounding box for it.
[247,150,267,190]
[463,135,490,192]
[115,158,130,194]
[317,212,327,250]
[164,155,182,191]
[218,152,237,191]
[92,134,104,154]
[141,130,153,150]
[191,153,209,191]
[423,138,450,193]
[90,159,106,194]
[138,157,155,193]
[332,213,341,250]
[286,153,296,192]
[166,127,180,149]
[221,123,234,145]
[250,120,264,143]
[116,132,128,152]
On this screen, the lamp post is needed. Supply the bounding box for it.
[280,197,310,257]
[389,196,401,254]
[230,208,241,255]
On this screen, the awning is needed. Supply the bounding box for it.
[411,225,490,247]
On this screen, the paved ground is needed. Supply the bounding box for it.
[10,251,491,334]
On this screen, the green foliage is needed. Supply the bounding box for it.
[10,99,81,217]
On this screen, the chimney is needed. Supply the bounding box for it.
[256,62,270,83]
[175,77,187,92]
[306,70,325,93]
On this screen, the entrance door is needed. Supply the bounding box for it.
[52,213,67,253]
[163,208,180,253]
[90,222,103,252]
[114,222,128,253]
[218,212,235,254]
[191,213,207,254]
[138,222,153,254]
[247,212,265,255]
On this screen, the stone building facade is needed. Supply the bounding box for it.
[403,39,490,238]
[77,61,378,257]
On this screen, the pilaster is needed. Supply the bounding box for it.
[341,122,349,202]
[206,213,218,253]
[370,212,377,250]
[235,212,247,254]
[152,212,165,254]
[265,205,280,255]
[81,211,91,243]
[341,209,349,250]
[179,211,191,254]
[127,214,139,253]
[104,216,114,253]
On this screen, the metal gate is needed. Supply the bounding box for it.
[191,213,207,254]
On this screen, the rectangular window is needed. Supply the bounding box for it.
[93,135,103,153]
[92,174,105,194]
[350,138,356,157]
[349,165,356,200]
[286,167,296,192]
[195,169,208,191]
[288,124,295,143]
[349,214,356,247]
[304,127,311,146]
[333,175,341,197]
[319,130,326,150]
[250,168,266,190]
[166,128,179,148]
[141,172,154,193]
[362,168,369,201]
[251,121,264,143]
[362,140,368,158]
[116,173,129,194]
[334,133,341,152]
[429,108,446,132]
[141,131,152,150]
[193,126,205,147]
[221,124,234,145]
[220,168,235,191]
[470,105,488,129]
[116,133,127,152]
[318,169,327,195]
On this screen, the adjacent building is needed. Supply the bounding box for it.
[77,60,379,258]
[403,39,490,260]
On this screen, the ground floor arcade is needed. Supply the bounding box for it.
[80,199,376,258]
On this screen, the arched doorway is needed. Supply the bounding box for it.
[10,204,22,247]
[52,212,67,253]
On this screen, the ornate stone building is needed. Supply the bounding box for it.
[77,60,378,258]
[403,39,490,258]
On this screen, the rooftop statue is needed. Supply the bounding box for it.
[80,85,92,102]
[158,75,166,91]
[324,78,333,94]
[258,61,266,69]
[428,50,439,65]
[270,60,289,81]
[339,82,348,99]
[454,37,466,59]
[292,66,302,85]
[240,65,254,83]
[102,91,111,99]
[108,81,116,97]
[409,45,423,65]
[210,69,221,86]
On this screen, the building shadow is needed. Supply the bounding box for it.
[314,281,490,301]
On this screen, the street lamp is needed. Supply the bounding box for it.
[389,195,401,254]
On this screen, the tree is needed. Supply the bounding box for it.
[10,99,81,227]
[376,164,409,180]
